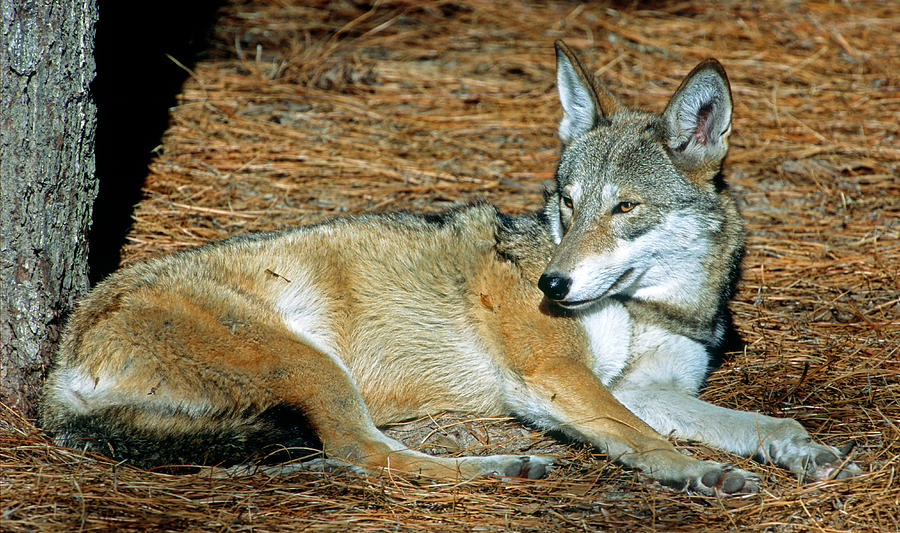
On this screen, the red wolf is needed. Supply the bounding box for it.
[42,41,859,495]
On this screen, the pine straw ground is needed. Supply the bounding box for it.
[3,1,898,531]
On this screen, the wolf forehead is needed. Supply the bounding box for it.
[554,111,701,200]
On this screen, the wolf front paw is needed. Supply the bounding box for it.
[807,446,862,480]
[688,465,760,496]
[769,435,862,481]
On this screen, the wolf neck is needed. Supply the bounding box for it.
[492,208,559,277]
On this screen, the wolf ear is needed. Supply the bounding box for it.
[661,59,733,178]
[555,40,621,145]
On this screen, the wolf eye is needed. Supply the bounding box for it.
[613,201,638,214]
[561,196,574,210]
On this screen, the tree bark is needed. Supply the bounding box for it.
[1,0,98,420]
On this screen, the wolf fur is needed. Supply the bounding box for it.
[41,41,859,495]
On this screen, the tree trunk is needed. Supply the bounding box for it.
[1,0,98,420]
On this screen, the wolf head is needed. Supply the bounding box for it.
[539,41,736,312]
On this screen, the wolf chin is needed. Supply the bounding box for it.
[42,41,859,496]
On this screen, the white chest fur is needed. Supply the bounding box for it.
[579,299,632,386]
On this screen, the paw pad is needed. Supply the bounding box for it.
[697,467,758,495]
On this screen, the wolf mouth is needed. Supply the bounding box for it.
[555,268,636,309]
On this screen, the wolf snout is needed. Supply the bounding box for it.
[538,272,572,301]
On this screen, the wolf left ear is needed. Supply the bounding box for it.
[661,59,733,179]
[555,40,621,145]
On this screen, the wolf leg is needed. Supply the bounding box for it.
[265,338,553,480]
[512,357,758,495]
[612,384,862,480]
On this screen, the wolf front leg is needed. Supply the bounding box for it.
[611,330,861,481]
[271,343,552,480]
[509,356,759,495]
[612,383,862,481]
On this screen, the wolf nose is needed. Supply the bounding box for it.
[538,273,571,301]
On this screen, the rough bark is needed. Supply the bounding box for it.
[1,0,98,419]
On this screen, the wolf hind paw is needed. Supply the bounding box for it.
[461,454,555,480]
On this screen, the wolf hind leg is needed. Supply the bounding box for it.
[267,342,553,480]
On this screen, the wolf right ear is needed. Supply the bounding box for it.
[555,40,621,145]
[661,59,733,179]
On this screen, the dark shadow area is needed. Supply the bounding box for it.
[89,1,222,285]
[48,403,322,471]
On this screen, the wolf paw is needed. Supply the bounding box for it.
[768,435,862,481]
[511,454,555,479]
[469,454,555,479]
[689,465,760,496]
